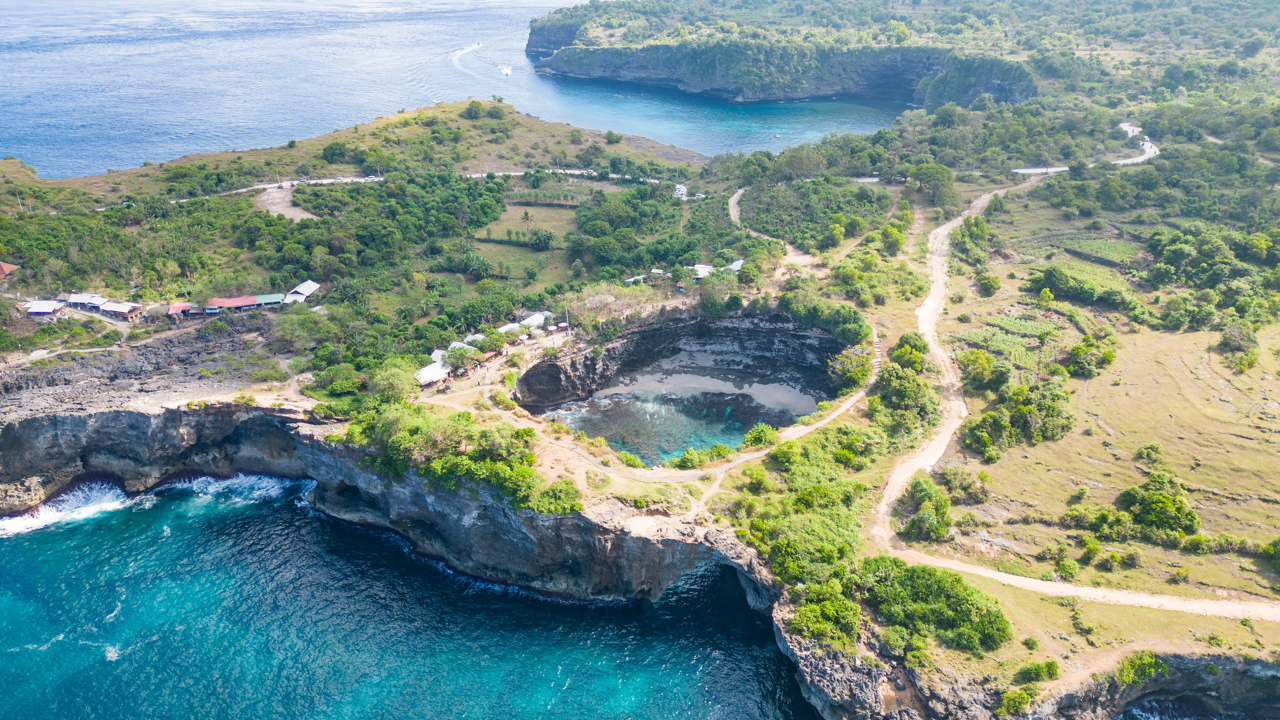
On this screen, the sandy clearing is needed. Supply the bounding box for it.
[255,187,318,221]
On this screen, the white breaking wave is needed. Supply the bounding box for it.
[499,65,512,76]
[0,483,128,538]
[169,473,303,503]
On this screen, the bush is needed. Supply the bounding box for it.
[1022,637,1040,650]
[1266,537,1280,574]
[1016,660,1061,683]
[859,555,1013,653]
[899,476,954,542]
[490,390,517,410]
[977,273,1002,296]
[617,451,646,468]
[528,478,584,514]
[789,579,863,646]
[1056,558,1080,580]
[829,347,874,392]
[232,393,256,406]
[743,423,780,447]
[1116,651,1168,687]
[251,367,290,382]
[996,686,1039,717]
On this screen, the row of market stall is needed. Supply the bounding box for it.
[167,281,321,318]
[16,280,323,325]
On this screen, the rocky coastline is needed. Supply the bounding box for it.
[2,405,1278,719]
[528,42,1038,108]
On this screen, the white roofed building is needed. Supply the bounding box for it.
[21,300,67,320]
[284,280,321,304]
[519,313,546,328]
[496,322,521,334]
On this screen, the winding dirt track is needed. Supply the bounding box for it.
[870,181,1280,623]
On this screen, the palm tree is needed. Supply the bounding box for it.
[521,209,533,239]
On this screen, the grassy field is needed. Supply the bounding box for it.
[0,100,704,201]
[929,189,1280,600]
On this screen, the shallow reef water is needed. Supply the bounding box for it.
[542,351,824,465]
[0,475,812,720]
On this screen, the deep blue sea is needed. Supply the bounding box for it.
[0,0,904,178]
[0,477,812,719]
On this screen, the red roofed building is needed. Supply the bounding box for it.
[0,262,19,280]
[203,296,257,313]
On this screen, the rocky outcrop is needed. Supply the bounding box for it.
[514,312,844,408]
[0,316,273,425]
[533,42,1037,108]
[1029,654,1280,720]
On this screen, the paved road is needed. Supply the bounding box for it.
[1014,123,1158,175]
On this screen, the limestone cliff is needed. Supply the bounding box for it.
[3,406,1277,720]
[532,42,1037,108]
[514,312,845,409]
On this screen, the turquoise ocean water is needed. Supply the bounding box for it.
[0,0,904,178]
[0,477,812,719]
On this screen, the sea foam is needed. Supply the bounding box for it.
[0,483,128,538]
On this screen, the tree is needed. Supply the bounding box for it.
[829,347,873,391]
[605,130,622,144]
[460,100,485,120]
[977,274,1001,296]
[370,358,419,402]
[445,345,479,370]
[1038,288,1054,308]
[521,209,533,238]
[909,164,953,204]
[932,104,961,128]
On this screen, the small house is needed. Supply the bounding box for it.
[20,300,67,322]
[624,275,646,286]
[0,262,20,281]
[167,302,193,317]
[496,322,521,334]
[284,280,321,305]
[100,301,144,321]
[255,293,285,308]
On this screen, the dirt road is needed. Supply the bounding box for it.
[869,179,1280,623]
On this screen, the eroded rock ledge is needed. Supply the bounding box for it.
[2,406,1277,719]
[514,313,844,409]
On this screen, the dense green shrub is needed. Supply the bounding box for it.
[1016,660,1061,683]
[743,423,781,447]
[898,476,954,542]
[857,555,1013,654]
[617,451,646,468]
[1116,651,1169,687]
[789,579,863,647]
[959,381,1074,461]
[996,686,1039,717]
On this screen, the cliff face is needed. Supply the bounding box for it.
[0,405,778,604]
[4,407,1277,720]
[533,42,1037,108]
[514,313,844,408]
